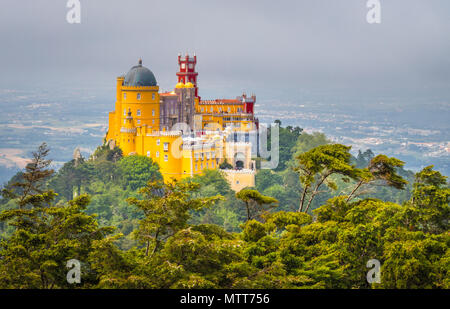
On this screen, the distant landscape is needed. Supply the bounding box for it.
[0,85,448,185]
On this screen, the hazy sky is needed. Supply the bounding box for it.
[1,0,449,97]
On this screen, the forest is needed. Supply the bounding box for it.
[0,123,448,289]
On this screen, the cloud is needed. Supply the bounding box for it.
[0,0,449,93]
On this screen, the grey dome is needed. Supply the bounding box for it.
[123,59,157,87]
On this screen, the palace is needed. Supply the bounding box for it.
[105,54,258,191]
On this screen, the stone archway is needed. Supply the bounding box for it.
[234,152,245,170]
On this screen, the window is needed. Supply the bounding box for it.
[236,180,240,185]
[152,109,155,116]
[123,119,126,124]
[207,152,210,159]
[163,142,169,152]
[152,119,155,124]
[228,107,231,112]
[201,153,204,160]
[152,93,155,100]
[137,119,141,124]
[156,151,159,158]
[201,108,204,112]
[195,153,199,161]
[156,139,160,146]
[188,63,193,69]
[123,93,127,99]
[212,161,214,168]
[123,109,126,116]
[201,163,203,169]
[164,155,168,162]
[212,152,215,158]
[206,163,209,169]
[210,107,213,113]
[181,63,186,69]
[137,93,141,100]
[147,151,150,157]
[137,109,141,116]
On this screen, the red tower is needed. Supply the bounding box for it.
[177,53,199,97]
[241,93,256,114]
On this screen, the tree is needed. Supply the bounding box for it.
[48,159,95,200]
[294,144,358,213]
[346,154,408,202]
[291,132,330,158]
[127,179,222,256]
[236,189,278,222]
[255,169,283,193]
[91,143,123,163]
[219,159,233,170]
[189,169,231,196]
[410,165,449,234]
[1,143,54,208]
[118,155,162,191]
[0,143,113,288]
[274,125,304,171]
[161,225,243,288]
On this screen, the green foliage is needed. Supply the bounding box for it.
[219,159,233,170]
[189,169,231,196]
[128,179,223,256]
[294,144,359,213]
[117,155,162,191]
[185,169,244,232]
[0,143,113,288]
[274,123,304,171]
[236,189,278,221]
[410,165,449,234]
[255,169,283,193]
[346,154,408,202]
[0,133,447,289]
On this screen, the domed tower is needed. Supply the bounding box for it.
[107,59,161,151]
[121,59,160,130]
[123,58,157,87]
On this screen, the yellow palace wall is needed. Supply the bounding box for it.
[106,75,255,188]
